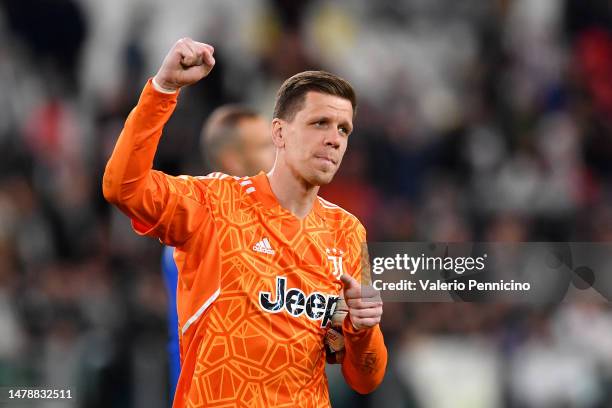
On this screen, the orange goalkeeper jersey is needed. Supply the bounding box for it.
[103,80,387,407]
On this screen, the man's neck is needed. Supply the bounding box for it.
[267,166,319,219]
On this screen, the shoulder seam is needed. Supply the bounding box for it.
[317,196,359,220]
[194,172,241,182]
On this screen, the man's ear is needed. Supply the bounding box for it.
[271,118,285,148]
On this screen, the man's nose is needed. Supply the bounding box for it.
[324,130,341,149]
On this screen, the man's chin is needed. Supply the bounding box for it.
[307,170,336,186]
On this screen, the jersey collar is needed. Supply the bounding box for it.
[250,172,324,219]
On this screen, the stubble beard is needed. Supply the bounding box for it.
[289,161,336,189]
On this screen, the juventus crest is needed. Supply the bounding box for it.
[326,248,344,279]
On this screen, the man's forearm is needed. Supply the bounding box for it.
[341,318,387,394]
[102,79,178,207]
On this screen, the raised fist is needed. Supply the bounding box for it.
[153,38,215,91]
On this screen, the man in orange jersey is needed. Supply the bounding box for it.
[103,38,387,407]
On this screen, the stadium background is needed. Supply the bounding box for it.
[0,0,611,406]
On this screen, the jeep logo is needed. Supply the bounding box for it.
[258,276,339,327]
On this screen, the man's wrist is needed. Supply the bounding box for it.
[343,314,372,335]
[152,76,179,94]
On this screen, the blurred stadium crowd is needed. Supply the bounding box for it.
[0,0,612,407]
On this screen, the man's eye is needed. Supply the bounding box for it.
[339,126,351,136]
[314,120,326,127]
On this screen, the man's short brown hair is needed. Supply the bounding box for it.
[273,70,357,121]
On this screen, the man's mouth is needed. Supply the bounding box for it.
[314,155,337,165]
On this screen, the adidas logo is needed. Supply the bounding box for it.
[253,238,275,255]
